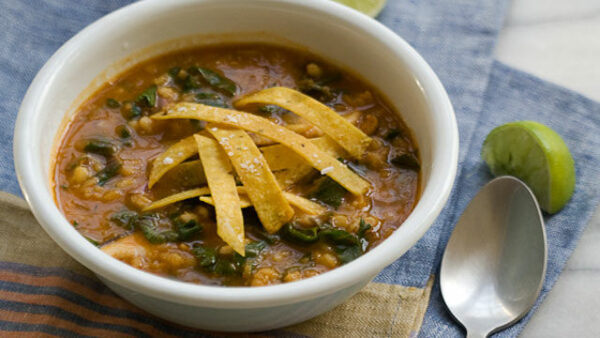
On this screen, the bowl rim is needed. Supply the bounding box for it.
[13,0,458,308]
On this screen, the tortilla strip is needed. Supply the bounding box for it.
[142,187,210,212]
[235,87,372,158]
[155,136,344,186]
[201,191,324,215]
[282,192,327,215]
[148,136,197,188]
[208,126,294,233]
[157,159,206,189]
[261,136,347,171]
[194,134,245,256]
[143,184,324,216]
[200,195,252,208]
[152,103,370,195]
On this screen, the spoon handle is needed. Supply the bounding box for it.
[466,330,489,338]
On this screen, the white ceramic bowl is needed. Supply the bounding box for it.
[14,0,457,332]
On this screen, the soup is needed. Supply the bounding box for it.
[54,44,419,286]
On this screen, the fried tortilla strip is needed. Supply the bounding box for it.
[142,187,210,212]
[148,136,197,188]
[156,136,344,187]
[200,195,252,208]
[157,160,206,189]
[152,104,370,195]
[208,126,294,233]
[194,134,245,256]
[235,87,372,158]
[282,192,327,215]
[202,192,325,215]
[261,136,347,171]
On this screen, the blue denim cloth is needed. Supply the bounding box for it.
[1,1,599,337]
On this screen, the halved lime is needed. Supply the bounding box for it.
[481,121,575,214]
[331,0,388,17]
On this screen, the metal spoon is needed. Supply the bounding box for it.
[440,176,547,338]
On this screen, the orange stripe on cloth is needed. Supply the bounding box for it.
[0,270,141,313]
[0,307,130,338]
[0,330,56,338]
[0,288,181,337]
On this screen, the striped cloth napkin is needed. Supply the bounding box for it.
[1,0,600,337]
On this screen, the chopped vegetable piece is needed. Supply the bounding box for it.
[195,92,227,108]
[195,134,245,256]
[336,245,362,264]
[148,136,198,188]
[391,153,420,169]
[84,236,100,246]
[128,103,142,119]
[208,126,294,233]
[106,98,121,108]
[83,137,118,157]
[280,223,319,243]
[196,67,237,96]
[136,215,179,244]
[175,219,202,240]
[110,210,137,230]
[143,187,210,212]
[168,67,181,78]
[358,218,372,238]
[385,129,403,140]
[137,85,157,107]
[115,125,131,139]
[311,177,347,208]
[96,158,122,186]
[235,87,372,159]
[152,103,371,195]
[193,246,217,267]
[245,241,267,258]
[319,227,359,246]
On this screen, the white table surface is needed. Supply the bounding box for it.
[494,0,600,336]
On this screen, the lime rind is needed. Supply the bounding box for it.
[482,121,575,214]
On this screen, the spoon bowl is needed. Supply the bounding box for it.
[440,176,547,337]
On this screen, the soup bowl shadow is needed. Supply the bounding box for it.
[14,0,458,331]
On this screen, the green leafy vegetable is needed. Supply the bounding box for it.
[196,67,237,96]
[106,98,121,108]
[137,85,157,107]
[310,177,347,208]
[83,137,118,157]
[110,210,138,230]
[128,103,142,119]
[245,241,267,258]
[280,223,319,243]
[136,215,179,244]
[391,153,420,170]
[84,236,100,246]
[319,227,359,246]
[336,245,362,264]
[115,125,131,139]
[96,158,122,186]
[72,221,78,227]
[193,246,218,267]
[168,67,181,78]
[195,92,227,108]
[175,219,202,240]
[358,218,371,238]
[258,105,284,115]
